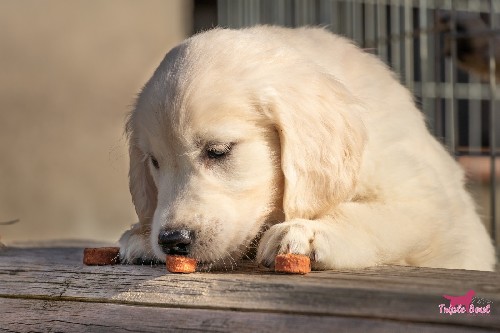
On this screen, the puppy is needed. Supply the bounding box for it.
[119,26,496,271]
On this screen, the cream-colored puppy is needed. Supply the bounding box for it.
[119,26,496,271]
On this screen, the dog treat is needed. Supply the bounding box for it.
[83,247,120,265]
[166,255,197,273]
[275,253,311,274]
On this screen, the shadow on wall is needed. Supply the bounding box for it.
[0,0,192,243]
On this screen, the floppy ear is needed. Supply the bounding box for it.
[127,129,158,224]
[262,72,367,220]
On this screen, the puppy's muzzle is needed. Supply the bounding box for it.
[158,229,195,255]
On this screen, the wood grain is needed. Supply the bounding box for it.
[0,298,490,333]
[0,245,499,331]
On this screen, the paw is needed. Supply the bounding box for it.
[119,223,159,264]
[256,219,332,270]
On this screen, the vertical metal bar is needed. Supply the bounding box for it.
[419,0,432,127]
[365,1,376,49]
[462,0,474,156]
[319,0,332,28]
[274,0,286,26]
[390,0,401,76]
[217,0,226,27]
[331,0,341,33]
[294,0,302,26]
[433,2,443,140]
[228,0,235,28]
[447,0,457,155]
[295,0,315,26]
[352,0,363,45]
[286,0,293,27]
[286,0,297,27]
[377,0,388,62]
[468,76,482,155]
[404,0,413,91]
[243,0,249,26]
[248,0,260,26]
[232,0,238,27]
[308,0,316,25]
[344,0,353,38]
[238,0,243,27]
[259,0,266,24]
[488,0,497,244]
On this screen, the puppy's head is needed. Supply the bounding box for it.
[126,28,366,268]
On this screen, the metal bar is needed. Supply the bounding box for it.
[352,1,363,45]
[294,0,315,26]
[345,0,354,37]
[294,0,303,26]
[390,0,401,75]
[249,0,260,26]
[447,0,457,155]
[318,0,332,28]
[217,0,226,27]
[364,1,376,48]
[273,0,286,26]
[433,2,444,140]
[419,0,432,128]
[468,76,482,156]
[288,0,295,27]
[377,0,388,62]
[415,82,500,100]
[404,0,413,91]
[488,0,498,244]
[331,0,342,33]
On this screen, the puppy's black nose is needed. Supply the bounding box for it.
[158,229,194,255]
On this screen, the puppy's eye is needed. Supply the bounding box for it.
[206,143,232,159]
[150,155,159,169]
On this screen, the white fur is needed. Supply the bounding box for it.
[119,26,496,271]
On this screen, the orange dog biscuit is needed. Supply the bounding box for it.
[166,255,197,273]
[275,253,311,274]
[83,247,120,265]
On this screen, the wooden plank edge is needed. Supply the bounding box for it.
[1,294,497,331]
[1,297,490,333]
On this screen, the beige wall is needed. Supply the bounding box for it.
[0,1,191,244]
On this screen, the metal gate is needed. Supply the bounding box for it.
[217,0,499,247]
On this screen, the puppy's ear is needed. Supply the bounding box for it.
[263,72,367,220]
[128,133,157,223]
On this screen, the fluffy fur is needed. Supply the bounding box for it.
[119,26,496,271]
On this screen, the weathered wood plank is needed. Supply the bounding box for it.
[0,298,493,333]
[0,245,499,330]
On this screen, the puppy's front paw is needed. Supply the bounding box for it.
[257,219,332,270]
[119,223,158,264]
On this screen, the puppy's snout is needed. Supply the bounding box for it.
[158,229,195,255]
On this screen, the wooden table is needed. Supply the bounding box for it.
[1,243,499,332]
